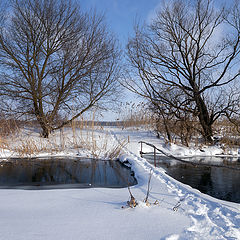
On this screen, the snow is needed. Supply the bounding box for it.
[0,188,190,240]
[0,126,240,240]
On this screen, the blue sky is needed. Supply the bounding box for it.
[79,0,163,120]
[79,0,228,45]
[79,0,230,121]
[80,0,161,45]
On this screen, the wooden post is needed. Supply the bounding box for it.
[154,147,156,167]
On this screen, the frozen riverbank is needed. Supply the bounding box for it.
[0,127,239,239]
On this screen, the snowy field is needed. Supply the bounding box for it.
[0,126,240,240]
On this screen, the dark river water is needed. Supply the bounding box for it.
[145,154,240,203]
[0,157,137,189]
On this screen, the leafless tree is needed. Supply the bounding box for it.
[0,0,121,137]
[126,0,240,143]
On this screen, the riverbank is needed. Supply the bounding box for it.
[0,126,239,239]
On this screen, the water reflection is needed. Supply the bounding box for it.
[145,155,240,203]
[0,158,137,189]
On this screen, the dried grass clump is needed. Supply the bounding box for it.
[0,118,19,152]
[0,118,20,137]
[0,137,9,149]
[12,139,41,157]
[10,138,56,157]
[70,119,128,159]
[122,170,160,209]
[117,102,154,130]
[104,139,128,160]
[0,113,129,159]
[213,119,240,149]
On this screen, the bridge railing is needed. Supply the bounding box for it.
[139,141,158,167]
[139,141,240,170]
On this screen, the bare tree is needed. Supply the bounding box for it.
[0,0,121,137]
[126,0,240,143]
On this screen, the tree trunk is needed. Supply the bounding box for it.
[195,94,213,143]
[40,124,50,138]
[35,112,51,138]
[163,117,172,142]
[156,108,172,142]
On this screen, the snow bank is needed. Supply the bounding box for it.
[0,127,239,240]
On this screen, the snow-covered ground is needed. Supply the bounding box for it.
[0,126,240,240]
